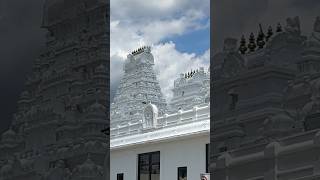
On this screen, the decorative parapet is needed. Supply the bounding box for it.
[110,103,210,138]
[110,115,209,150]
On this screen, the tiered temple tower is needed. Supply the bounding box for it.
[211,16,320,180]
[110,46,167,136]
[0,0,109,180]
[169,67,210,112]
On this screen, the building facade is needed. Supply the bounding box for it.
[0,0,109,180]
[110,47,210,180]
[211,16,320,180]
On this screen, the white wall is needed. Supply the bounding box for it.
[110,133,209,180]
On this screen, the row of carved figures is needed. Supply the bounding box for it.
[239,23,283,54]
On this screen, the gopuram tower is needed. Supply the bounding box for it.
[110,46,167,136]
[211,17,320,180]
[0,0,109,180]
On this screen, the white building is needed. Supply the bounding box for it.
[110,47,210,180]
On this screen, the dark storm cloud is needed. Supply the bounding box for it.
[211,0,320,53]
[0,0,46,133]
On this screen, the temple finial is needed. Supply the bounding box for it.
[266,25,273,41]
[239,35,247,54]
[276,23,282,32]
[256,24,266,49]
[248,32,257,52]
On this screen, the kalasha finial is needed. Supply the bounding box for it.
[256,24,266,49]
[239,35,247,54]
[276,23,282,32]
[248,32,256,52]
[266,25,273,41]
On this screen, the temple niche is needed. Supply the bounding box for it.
[143,103,159,129]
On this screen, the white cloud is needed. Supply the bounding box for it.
[110,0,210,102]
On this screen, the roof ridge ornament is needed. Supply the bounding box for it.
[131,46,151,55]
[248,32,257,52]
[257,24,266,49]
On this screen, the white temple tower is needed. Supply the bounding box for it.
[169,67,210,112]
[0,0,109,179]
[110,46,167,136]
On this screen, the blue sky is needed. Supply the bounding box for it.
[162,25,210,55]
[110,0,210,102]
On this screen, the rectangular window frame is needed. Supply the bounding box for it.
[117,173,124,180]
[138,151,160,180]
[177,166,187,180]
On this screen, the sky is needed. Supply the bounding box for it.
[1,0,320,133]
[110,0,210,103]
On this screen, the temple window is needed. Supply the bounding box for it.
[117,173,124,180]
[138,151,160,180]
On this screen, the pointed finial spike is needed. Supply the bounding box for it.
[248,32,257,52]
[259,23,263,32]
